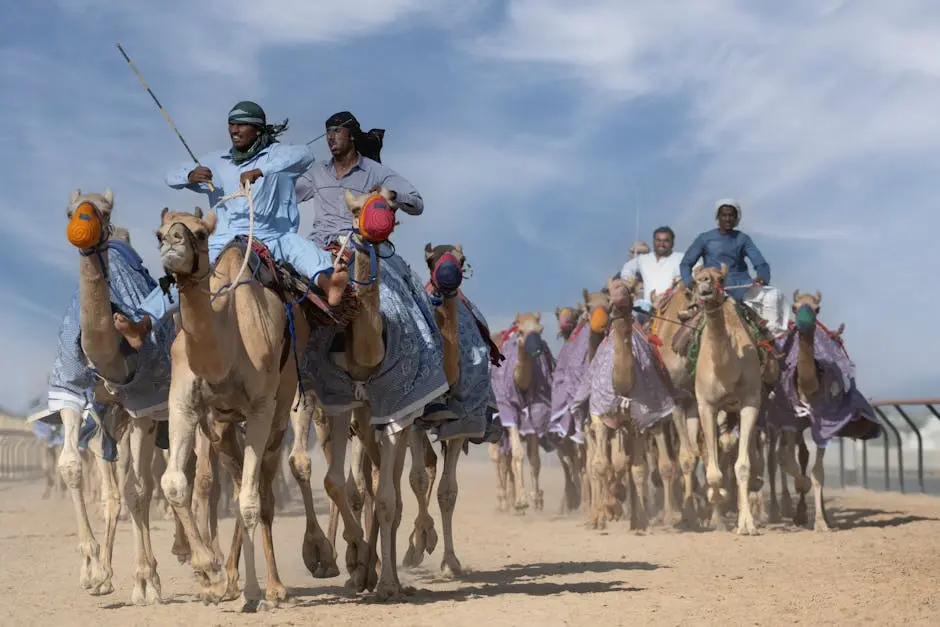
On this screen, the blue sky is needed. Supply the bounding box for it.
[2,0,938,414]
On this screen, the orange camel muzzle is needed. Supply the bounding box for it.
[67,202,103,249]
[589,307,609,333]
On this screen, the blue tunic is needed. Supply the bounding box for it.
[679,228,771,301]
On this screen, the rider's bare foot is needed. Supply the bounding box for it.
[113,313,151,351]
[318,260,349,307]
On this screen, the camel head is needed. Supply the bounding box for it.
[581,287,612,334]
[424,242,466,298]
[514,312,545,357]
[66,188,115,250]
[691,264,728,307]
[606,276,635,319]
[556,303,585,338]
[792,289,822,335]
[156,206,217,279]
[344,187,399,244]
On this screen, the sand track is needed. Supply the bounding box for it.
[2,451,939,626]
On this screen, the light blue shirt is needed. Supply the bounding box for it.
[679,228,771,301]
[165,142,315,257]
[294,155,423,248]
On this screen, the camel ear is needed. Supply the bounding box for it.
[193,206,203,219]
[555,306,562,319]
[69,189,81,206]
[582,288,590,304]
[160,207,169,222]
[103,187,114,207]
[793,289,801,302]
[424,242,434,261]
[534,312,541,323]
[454,244,463,255]
[718,263,728,278]
[204,211,218,234]
[815,290,822,303]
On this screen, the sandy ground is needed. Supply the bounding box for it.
[3,449,940,627]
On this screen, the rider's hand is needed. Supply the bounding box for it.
[369,184,396,201]
[187,166,213,184]
[240,169,263,186]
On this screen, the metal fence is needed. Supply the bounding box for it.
[0,428,47,481]
[834,397,940,495]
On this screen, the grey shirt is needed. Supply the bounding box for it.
[295,154,424,247]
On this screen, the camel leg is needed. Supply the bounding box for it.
[672,403,700,527]
[403,430,438,568]
[42,446,56,499]
[555,438,580,515]
[749,429,767,524]
[257,409,293,609]
[589,419,611,530]
[767,427,781,523]
[777,431,810,524]
[526,434,544,511]
[287,394,338,579]
[581,425,595,521]
[192,426,220,561]
[161,376,228,604]
[346,434,367,533]
[116,430,132,522]
[653,427,679,526]
[795,436,811,526]
[629,431,651,531]
[810,445,831,531]
[608,429,628,522]
[508,426,528,513]
[489,441,510,512]
[697,402,727,528]
[374,425,414,601]
[733,405,760,536]
[126,417,162,605]
[439,438,463,577]
[58,406,116,595]
[322,411,369,591]
[213,423,245,602]
[778,435,794,518]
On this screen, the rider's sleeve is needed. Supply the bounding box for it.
[620,257,639,282]
[679,234,706,286]
[294,168,316,203]
[379,166,424,216]
[742,234,771,284]
[260,143,315,179]
[164,158,206,192]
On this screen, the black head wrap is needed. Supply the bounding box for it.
[228,100,289,165]
[325,111,385,163]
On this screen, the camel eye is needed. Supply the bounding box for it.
[195,230,208,241]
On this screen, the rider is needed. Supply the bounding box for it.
[678,199,787,334]
[294,110,455,422]
[620,227,684,305]
[114,101,349,349]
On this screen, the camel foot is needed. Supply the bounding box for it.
[735,515,760,536]
[42,488,51,500]
[302,527,340,578]
[265,582,289,606]
[222,569,241,601]
[239,596,273,613]
[403,517,438,568]
[342,535,370,592]
[79,551,113,595]
[440,553,464,578]
[795,498,809,526]
[533,489,544,511]
[374,581,417,603]
[196,566,229,605]
[814,517,832,532]
[171,532,191,565]
[131,567,163,605]
[513,499,529,515]
[606,499,623,522]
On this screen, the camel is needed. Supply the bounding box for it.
[59,189,173,603]
[548,302,589,515]
[646,280,706,526]
[688,264,765,534]
[765,290,882,531]
[491,312,555,513]
[289,187,452,601]
[154,203,336,610]
[488,329,517,513]
[578,277,676,531]
[401,241,502,576]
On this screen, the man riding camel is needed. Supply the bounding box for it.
[294,110,457,423]
[114,101,350,348]
[679,198,787,334]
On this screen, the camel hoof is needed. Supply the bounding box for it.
[814,520,832,533]
[265,583,289,606]
[90,580,114,596]
[440,554,463,578]
[303,528,340,578]
[735,519,760,536]
[343,536,369,592]
[374,582,416,603]
[196,566,228,605]
[131,570,163,605]
[240,596,271,613]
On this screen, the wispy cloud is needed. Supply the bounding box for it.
[1,1,938,412]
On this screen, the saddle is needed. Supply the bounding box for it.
[216,236,360,330]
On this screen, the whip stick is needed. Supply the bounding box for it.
[115,42,215,192]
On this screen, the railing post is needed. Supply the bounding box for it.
[862,439,868,489]
[838,438,845,488]
[874,407,904,494]
[893,405,924,494]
